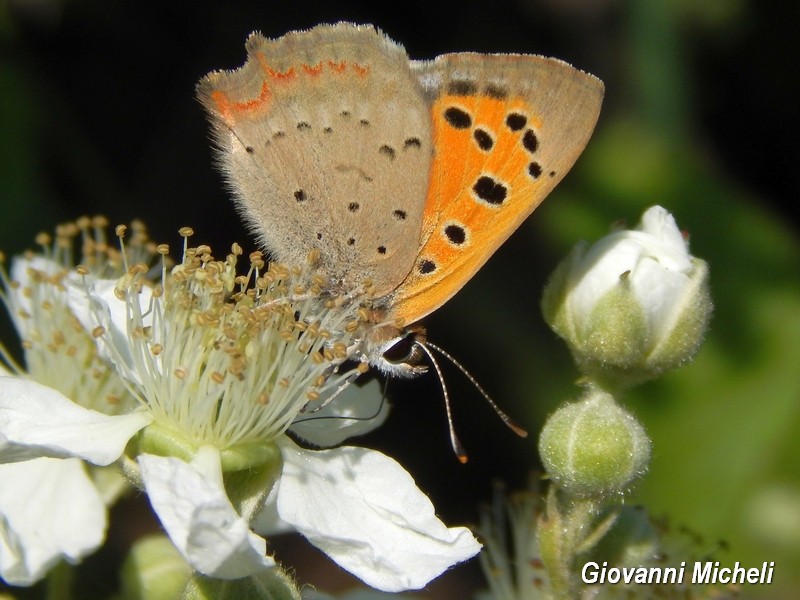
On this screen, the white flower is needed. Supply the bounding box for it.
[138,446,273,579]
[272,438,480,592]
[0,458,106,585]
[0,219,152,585]
[60,232,479,590]
[0,381,149,585]
[542,206,712,387]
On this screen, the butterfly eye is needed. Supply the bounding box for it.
[381,331,425,367]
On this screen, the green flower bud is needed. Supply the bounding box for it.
[181,569,300,600]
[538,390,651,498]
[542,206,712,390]
[121,534,191,600]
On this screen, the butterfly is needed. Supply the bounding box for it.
[197,22,603,379]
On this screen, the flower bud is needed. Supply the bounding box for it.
[121,534,191,600]
[542,206,712,389]
[538,390,651,498]
[181,569,301,600]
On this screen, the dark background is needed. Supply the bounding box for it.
[2,0,799,598]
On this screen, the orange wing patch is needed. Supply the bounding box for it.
[388,93,556,325]
[203,58,370,127]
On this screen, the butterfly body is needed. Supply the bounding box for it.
[197,23,603,374]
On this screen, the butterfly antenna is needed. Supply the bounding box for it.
[304,369,360,413]
[424,341,528,439]
[415,341,469,464]
[295,377,388,424]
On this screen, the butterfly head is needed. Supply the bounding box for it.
[362,320,429,378]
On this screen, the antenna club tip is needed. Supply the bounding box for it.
[458,454,469,464]
[512,425,529,438]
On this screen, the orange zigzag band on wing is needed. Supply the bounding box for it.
[210,57,370,126]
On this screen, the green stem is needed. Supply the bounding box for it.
[538,489,605,599]
[45,561,74,600]
[626,0,690,141]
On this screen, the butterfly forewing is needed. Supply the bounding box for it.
[197,24,432,296]
[385,53,604,325]
[198,24,604,342]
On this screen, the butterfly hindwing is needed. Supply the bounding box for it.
[385,53,604,325]
[197,24,433,296]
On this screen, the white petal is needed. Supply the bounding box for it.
[568,207,693,333]
[303,591,422,600]
[630,258,692,339]
[569,233,643,321]
[0,377,151,464]
[139,448,274,579]
[66,277,141,385]
[276,439,481,592]
[638,206,689,252]
[10,255,62,283]
[0,458,106,585]
[289,380,389,448]
[8,256,64,338]
[251,477,294,537]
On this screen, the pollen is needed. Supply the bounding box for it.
[52,221,373,450]
[0,216,148,415]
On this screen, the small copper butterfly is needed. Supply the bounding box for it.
[197,22,603,377]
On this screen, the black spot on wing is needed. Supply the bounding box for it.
[418,259,436,275]
[448,80,477,96]
[505,113,527,131]
[444,224,466,245]
[484,84,508,99]
[522,129,539,153]
[444,107,472,129]
[473,129,493,151]
[379,145,396,160]
[472,176,507,205]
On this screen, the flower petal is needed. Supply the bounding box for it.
[0,458,106,585]
[303,590,423,600]
[251,476,294,537]
[66,276,152,386]
[276,439,481,592]
[567,206,694,336]
[138,447,275,579]
[0,377,151,464]
[8,256,64,339]
[637,205,691,264]
[289,380,389,448]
